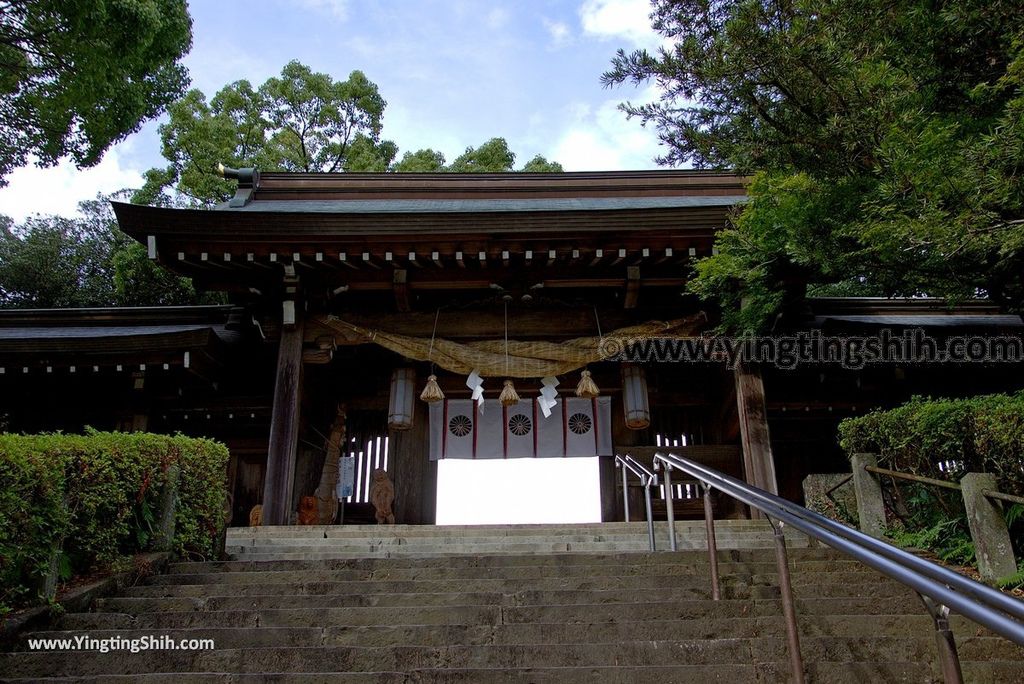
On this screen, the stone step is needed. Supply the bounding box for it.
[225,530,808,545]
[224,520,784,538]
[172,547,849,574]
[5,637,1022,678]
[55,595,932,632]
[5,617,899,651]
[125,572,904,598]
[103,580,920,614]
[94,582,917,614]
[0,640,761,676]
[9,661,1024,684]
[23,616,1015,652]
[226,545,793,560]
[151,560,873,585]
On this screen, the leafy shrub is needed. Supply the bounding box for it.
[0,431,228,614]
[839,392,1024,572]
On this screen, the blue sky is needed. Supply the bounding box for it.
[0,0,666,221]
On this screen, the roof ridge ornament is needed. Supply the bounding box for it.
[218,164,260,207]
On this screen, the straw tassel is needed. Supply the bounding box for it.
[499,379,520,407]
[575,369,600,398]
[420,374,445,403]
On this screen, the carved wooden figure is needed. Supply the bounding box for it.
[369,469,396,524]
[249,504,263,527]
[297,495,319,525]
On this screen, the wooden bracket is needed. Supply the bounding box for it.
[393,269,411,312]
[624,266,640,309]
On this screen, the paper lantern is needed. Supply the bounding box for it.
[388,368,416,430]
[621,364,650,430]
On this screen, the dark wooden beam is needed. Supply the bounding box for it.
[734,362,778,515]
[262,315,305,525]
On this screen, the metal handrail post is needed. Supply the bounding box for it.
[620,460,630,523]
[702,482,720,600]
[644,479,657,552]
[770,518,805,684]
[616,454,659,552]
[662,463,678,551]
[920,595,965,684]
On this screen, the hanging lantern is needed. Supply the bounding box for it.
[575,369,600,398]
[388,368,416,430]
[420,374,445,403]
[499,379,520,407]
[621,364,650,430]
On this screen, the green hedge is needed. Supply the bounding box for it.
[838,392,1024,495]
[838,392,1024,568]
[0,431,228,614]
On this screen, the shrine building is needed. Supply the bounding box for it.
[1,169,1022,526]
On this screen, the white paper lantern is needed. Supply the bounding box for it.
[621,364,650,430]
[388,368,416,430]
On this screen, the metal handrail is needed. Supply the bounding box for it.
[653,451,1024,684]
[614,454,658,551]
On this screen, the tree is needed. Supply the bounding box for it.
[0,1,192,185]
[0,199,122,308]
[603,0,1024,331]
[391,138,564,174]
[0,196,209,309]
[393,148,447,172]
[138,61,397,206]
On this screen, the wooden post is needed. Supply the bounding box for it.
[734,363,778,517]
[262,312,305,526]
[391,401,430,524]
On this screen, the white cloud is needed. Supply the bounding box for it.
[0,149,144,222]
[542,17,572,47]
[549,87,665,171]
[485,7,510,30]
[579,0,660,50]
[291,0,348,21]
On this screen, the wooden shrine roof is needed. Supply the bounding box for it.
[807,298,1024,330]
[0,306,246,376]
[111,170,749,301]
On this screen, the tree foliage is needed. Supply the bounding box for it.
[138,60,397,206]
[0,0,192,185]
[604,0,1024,331]
[0,196,210,309]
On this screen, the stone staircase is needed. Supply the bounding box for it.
[3,521,1024,682]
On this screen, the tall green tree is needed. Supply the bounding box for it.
[0,1,192,185]
[603,0,1024,331]
[137,61,396,206]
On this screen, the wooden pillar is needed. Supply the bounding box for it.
[734,363,778,515]
[262,314,305,526]
[391,400,434,524]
